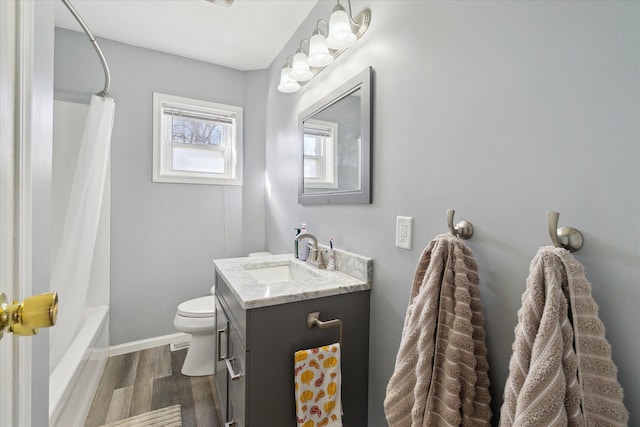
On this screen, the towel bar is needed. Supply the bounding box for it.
[307,312,343,348]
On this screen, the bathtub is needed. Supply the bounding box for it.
[49,305,109,427]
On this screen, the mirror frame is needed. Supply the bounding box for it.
[298,67,372,205]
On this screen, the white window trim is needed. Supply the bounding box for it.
[303,119,338,189]
[152,92,243,185]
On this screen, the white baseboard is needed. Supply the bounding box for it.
[109,332,191,357]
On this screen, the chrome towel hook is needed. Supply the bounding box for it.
[546,211,583,252]
[447,209,474,240]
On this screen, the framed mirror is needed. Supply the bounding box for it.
[298,67,372,204]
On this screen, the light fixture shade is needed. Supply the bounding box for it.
[326,6,357,50]
[205,0,235,7]
[291,51,314,81]
[277,66,300,93]
[307,33,334,68]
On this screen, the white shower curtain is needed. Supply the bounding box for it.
[50,95,115,366]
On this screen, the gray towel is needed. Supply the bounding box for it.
[500,246,628,427]
[384,234,491,426]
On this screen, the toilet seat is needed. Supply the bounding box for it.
[177,295,215,318]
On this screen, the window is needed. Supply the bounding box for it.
[153,93,242,185]
[303,119,338,188]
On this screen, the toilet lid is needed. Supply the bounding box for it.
[178,296,215,318]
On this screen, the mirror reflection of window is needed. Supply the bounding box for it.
[302,91,361,194]
[303,119,338,188]
[303,135,322,179]
[298,66,371,204]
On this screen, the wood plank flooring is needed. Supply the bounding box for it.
[85,345,222,427]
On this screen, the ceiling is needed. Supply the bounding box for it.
[54,0,320,71]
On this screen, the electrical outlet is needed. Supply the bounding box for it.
[395,216,413,249]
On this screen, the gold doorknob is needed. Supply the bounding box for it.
[0,292,58,339]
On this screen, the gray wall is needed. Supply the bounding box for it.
[264,1,639,425]
[54,29,266,344]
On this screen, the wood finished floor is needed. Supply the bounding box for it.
[85,345,222,427]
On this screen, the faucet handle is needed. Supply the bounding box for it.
[318,250,327,269]
[305,247,326,269]
[308,245,318,260]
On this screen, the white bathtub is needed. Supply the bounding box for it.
[49,306,109,427]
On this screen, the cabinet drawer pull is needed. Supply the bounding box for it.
[224,421,235,427]
[217,328,227,361]
[225,357,243,380]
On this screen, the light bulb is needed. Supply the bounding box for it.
[326,4,356,50]
[277,66,300,93]
[291,51,314,81]
[307,33,334,68]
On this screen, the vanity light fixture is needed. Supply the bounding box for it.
[205,0,235,6]
[277,57,301,93]
[277,0,371,93]
[307,21,334,68]
[326,2,357,49]
[291,41,315,81]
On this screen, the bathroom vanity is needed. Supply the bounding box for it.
[213,252,372,426]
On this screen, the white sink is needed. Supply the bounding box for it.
[242,261,320,284]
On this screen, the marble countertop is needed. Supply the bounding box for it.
[213,253,372,309]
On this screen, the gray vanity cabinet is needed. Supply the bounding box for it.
[215,295,246,426]
[214,271,371,427]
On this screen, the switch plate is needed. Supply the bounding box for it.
[395,216,413,250]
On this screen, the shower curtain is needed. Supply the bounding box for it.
[50,95,115,366]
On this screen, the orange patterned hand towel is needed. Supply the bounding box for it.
[294,343,342,427]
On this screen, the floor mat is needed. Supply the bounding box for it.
[99,404,182,427]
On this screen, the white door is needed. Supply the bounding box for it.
[0,1,19,425]
[1,1,55,426]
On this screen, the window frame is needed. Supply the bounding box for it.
[302,119,338,189]
[152,92,243,185]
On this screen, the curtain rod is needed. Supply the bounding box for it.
[60,0,111,97]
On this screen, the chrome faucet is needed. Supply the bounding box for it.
[295,233,326,269]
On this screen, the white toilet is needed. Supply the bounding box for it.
[173,295,216,376]
[174,253,271,376]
